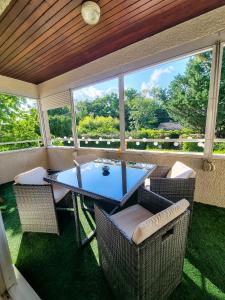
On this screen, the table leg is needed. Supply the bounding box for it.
[72,191,96,248]
[72,191,82,248]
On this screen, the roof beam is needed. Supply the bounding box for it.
[0,74,38,98]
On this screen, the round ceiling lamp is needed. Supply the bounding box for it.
[81,1,101,25]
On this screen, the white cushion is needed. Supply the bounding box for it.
[52,185,70,203]
[166,161,196,179]
[14,167,48,185]
[144,178,151,190]
[110,204,153,239]
[132,199,189,245]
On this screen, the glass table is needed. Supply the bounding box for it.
[44,159,156,248]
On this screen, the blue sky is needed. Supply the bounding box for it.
[73,56,190,101]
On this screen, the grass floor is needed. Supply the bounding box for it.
[0,183,225,300]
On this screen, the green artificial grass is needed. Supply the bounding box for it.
[0,183,225,300]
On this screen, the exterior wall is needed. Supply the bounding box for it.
[47,147,225,208]
[0,148,48,184]
[47,147,108,170]
[47,147,75,170]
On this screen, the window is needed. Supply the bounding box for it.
[124,49,213,152]
[213,46,225,154]
[73,79,120,149]
[0,94,41,151]
[48,106,73,146]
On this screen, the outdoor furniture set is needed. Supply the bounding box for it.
[13,157,196,300]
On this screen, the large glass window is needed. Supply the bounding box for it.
[214,46,225,154]
[73,79,120,149]
[124,50,213,152]
[0,94,41,151]
[48,106,73,146]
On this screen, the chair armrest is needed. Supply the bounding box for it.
[138,187,173,214]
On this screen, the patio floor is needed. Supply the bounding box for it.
[0,183,225,300]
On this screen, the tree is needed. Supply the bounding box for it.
[76,92,119,123]
[47,106,70,116]
[0,94,40,143]
[165,52,212,133]
[125,88,139,101]
[128,97,166,131]
[48,114,72,138]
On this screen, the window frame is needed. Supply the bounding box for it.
[31,41,225,159]
[69,45,218,157]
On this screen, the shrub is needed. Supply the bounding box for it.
[77,116,119,136]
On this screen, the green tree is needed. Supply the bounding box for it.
[128,97,165,131]
[0,94,40,143]
[165,52,212,133]
[48,115,72,138]
[47,106,70,116]
[125,88,140,100]
[76,93,119,123]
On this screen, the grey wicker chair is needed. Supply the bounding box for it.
[148,165,195,225]
[14,184,71,235]
[95,187,190,300]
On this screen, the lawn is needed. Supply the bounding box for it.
[0,183,225,300]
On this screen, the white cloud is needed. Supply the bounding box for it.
[106,87,118,95]
[73,85,118,102]
[73,86,103,101]
[141,66,174,96]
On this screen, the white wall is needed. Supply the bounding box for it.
[0,148,48,183]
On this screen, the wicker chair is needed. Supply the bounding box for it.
[14,167,71,235]
[95,188,190,300]
[148,164,195,225]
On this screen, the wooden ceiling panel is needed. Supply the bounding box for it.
[0,0,224,84]
[20,0,182,80]
[8,0,175,77]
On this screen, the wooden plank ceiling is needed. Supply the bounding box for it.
[0,0,224,84]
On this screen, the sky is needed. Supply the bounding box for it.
[73,56,190,101]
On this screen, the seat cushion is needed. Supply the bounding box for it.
[110,204,153,240]
[14,167,48,185]
[132,199,189,245]
[166,161,196,179]
[144,178,151,190]
[52,185,70,203]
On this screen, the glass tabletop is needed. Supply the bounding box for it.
[45,160,156,205]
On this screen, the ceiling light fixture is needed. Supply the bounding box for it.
[81,1,101,25]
